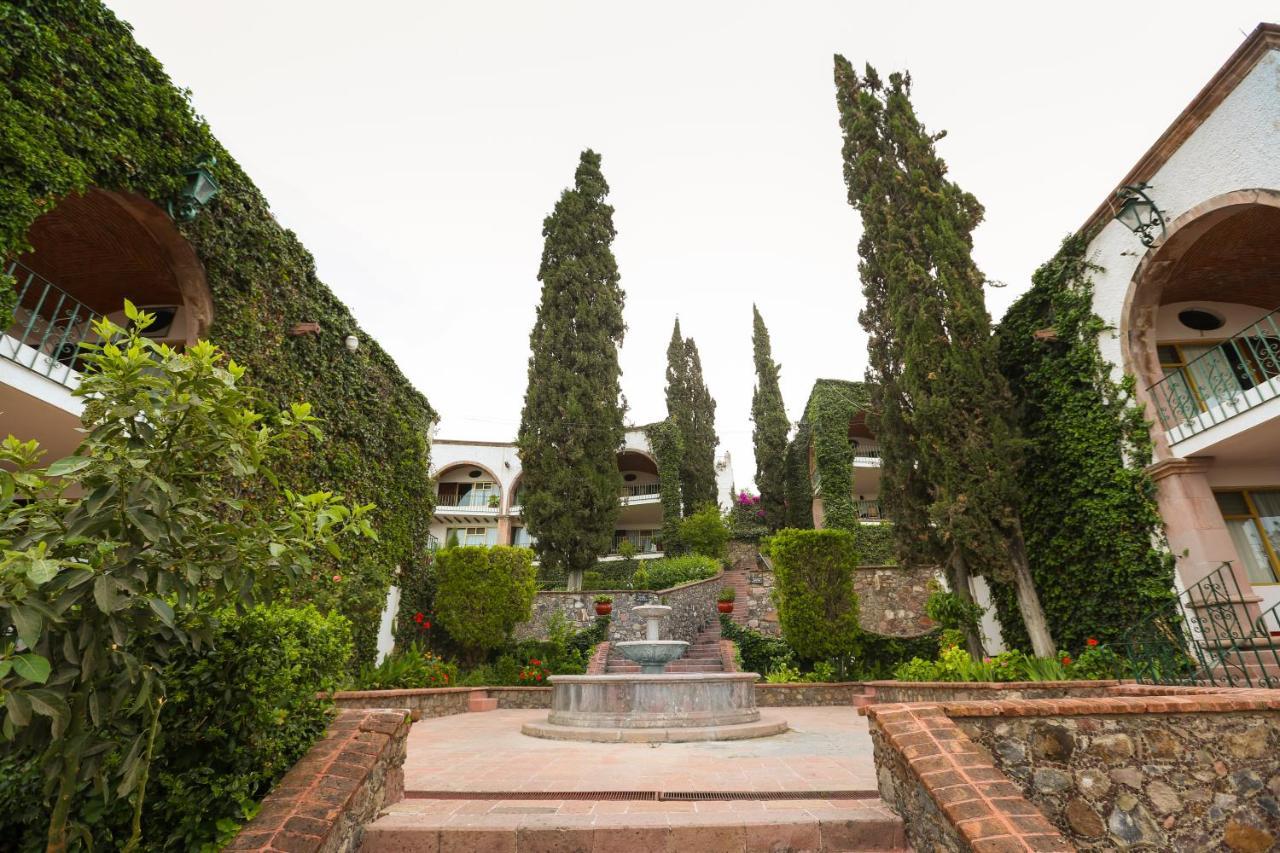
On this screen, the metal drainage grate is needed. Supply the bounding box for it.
[404,789,878,802]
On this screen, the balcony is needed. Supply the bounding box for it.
[3,260,100,390]
[619,482,661,506]
[434,487,500,522]
[856,499,886,522]
[1149,307,1280,444]
[853,446,882,466]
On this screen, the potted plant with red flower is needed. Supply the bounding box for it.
[594,594,613,616]
[717,587,735,614]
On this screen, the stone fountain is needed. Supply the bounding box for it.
[613,604,687,673]
[522,603,786,743]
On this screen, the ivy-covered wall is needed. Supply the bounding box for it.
[783,379,871,533]
[782,422,815,530]
[1,2,436,664]
[991,234,1175,651]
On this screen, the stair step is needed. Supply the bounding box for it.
[364,802,907,851]
[467,695,498,712]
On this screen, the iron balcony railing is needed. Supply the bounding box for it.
[619,483,661,505]
[1148,307,1280,441]
[3,260,102,387]
[1123,561,1280,689]
[853,447,882,461]
[855,499,884,521]
[425,533,441,552]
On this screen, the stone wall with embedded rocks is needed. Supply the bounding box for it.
[514,573,722,643]
[740,565,938,638]
[486,686,552,709]
[867,681,1121,705]
[755,682,867,706]
[955,703,1280,851]
[330,687,472,721]
[227,709,410,853]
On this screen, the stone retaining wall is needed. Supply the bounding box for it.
[738,564,938,638]
[486,686,553,709]
[514,573,722,643]
[867,680,1121,705]
[227,709,410,853]
[864,684,1280,852]
[330,687,472,720]
[950,689,1280,851]
[755,682,865,706]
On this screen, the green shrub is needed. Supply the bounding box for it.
[353,644,458,690]
[678,504,731,561]
[631,554,720,590]
[925,584,985,634]
[435,546,537,664]
[720,615,793,675]
[855,523,896,565]
[768,528,861,664]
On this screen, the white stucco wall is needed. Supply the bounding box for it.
[1085,48,1280,391]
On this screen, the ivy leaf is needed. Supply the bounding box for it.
[12,654,51,684]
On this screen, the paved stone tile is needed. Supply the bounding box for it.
[401,708,877,794]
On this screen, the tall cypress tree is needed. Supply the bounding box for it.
[750,305,790,530]
[665,320,719,513]
[833,59,1055,656]
[518,150,626,592]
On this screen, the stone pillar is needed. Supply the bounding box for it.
[1148,457,1261,620]
[497,515,512,545]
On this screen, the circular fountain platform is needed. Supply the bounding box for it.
[522,673,787,743]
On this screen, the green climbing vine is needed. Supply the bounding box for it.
[991,232,1176,650]
[646,418,685,553]
[783,422,815,530]
[1,2,437,664]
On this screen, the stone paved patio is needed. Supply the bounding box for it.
[401,707,878,794]
[363,708,906,851]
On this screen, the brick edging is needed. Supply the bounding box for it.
[937,684,1280,718]
[226,708,411,852]
[861,679,1121,690]
[586,642,611,675]
[866,703,1073,851]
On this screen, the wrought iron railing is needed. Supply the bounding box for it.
[853,447,882,461]
[1147,307,1280,440]
[621,483,661,497]
[1123,561,1280,688]
[3,260,102,386]
[855,498,884,521]
[425,533,441,552]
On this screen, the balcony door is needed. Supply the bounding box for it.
[1216,490,1280,585]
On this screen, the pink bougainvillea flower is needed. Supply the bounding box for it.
[332,574,342,583]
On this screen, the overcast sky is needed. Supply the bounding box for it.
[108,1,1274,490]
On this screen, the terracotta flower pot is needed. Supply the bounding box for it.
[595,603,612,616]
[717,602,734,614]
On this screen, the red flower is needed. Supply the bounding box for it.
[534,673,542,681]
[531,659,541,666]
[1061,655,1072,666]
[1086,638,1099,647]
[414,612,424,624]
[424,621,431,629]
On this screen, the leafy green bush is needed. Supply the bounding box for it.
[1070,642,1125,680]
[435,546,537,664]
[892,643,1114,683]
[631,554,720,590]
[768,528,861,664]
[855,522,896,565]
[353,644,458,690]
[678,504,731,561]
[720,616,793,675]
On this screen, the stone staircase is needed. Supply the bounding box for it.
[604,618,726,673]
[721,565,752,626]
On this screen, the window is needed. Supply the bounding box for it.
[612,529,659,554]
[512,526,534,547]
[1215,490,1280,585]
[446,526,498,547]
[437,481,497,507]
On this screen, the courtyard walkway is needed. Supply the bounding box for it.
[363,707,906,851]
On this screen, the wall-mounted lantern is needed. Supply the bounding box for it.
[168,156,221,222]
[344,334,360,353]
[1113,183,1166,247]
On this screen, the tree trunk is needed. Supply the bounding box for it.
[1008,526,1055,657]
[946,548,987,660]
[566,569,583,593]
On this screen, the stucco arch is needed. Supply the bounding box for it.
[1120,188,1280,458]
[434,460,503,485]
[17,188,214,344]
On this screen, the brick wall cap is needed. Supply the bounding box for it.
[862,679,1122,689]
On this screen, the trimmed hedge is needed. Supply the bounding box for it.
[631,554,720,590]
[768,528,861,664]
[435,546,537,663]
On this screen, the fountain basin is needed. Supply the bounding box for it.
[522,673,784,742]
[614,639,689,673]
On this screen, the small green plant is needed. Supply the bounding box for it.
[678,504,731,561]
[1070,639,1124,680]
[353,645,457,690]
[765,661,803,683]
[718,587,736,603]
[487,494,501,508]
[804,661,838,683]
[594,594,613,605]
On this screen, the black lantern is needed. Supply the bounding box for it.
[169,156,221,222]
[1113,183,1165,247]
